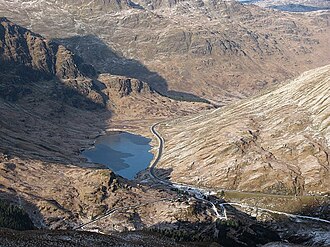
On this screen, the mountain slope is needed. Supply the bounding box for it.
[155,65,330,195]
[0,10,328,247]
[0,0,329,104]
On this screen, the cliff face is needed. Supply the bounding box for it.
[0,17,104,108]
[0,17,92,80]
[156,65,330,195]
[98,74,152,97]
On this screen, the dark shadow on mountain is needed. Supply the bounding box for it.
[0,228,190,247]
[264,204,330,246]
[55,35,211,104]
[146,167,282,246]
[292,198,330,221]
[221,195,330,246]
[0,191,42,230]
[0,61,107,111]
[151,168,173,181]
[149,167,330,246]
[130,212,145,230]
[283,200,330,245]
[0,64,110,165]
[147,209,280,246]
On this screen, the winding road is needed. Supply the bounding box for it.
[76,121,330,230]
[150,122,226,219]
[149,122,330,224]
[150,122,228,220]
[149,123,169,184]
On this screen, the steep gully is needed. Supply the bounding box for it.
[76,121,330,231]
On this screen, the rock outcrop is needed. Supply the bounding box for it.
[98,74,152,97]
[0,17,103,108]
[0,17,94,80]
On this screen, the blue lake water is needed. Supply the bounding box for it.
[82,132,153,179]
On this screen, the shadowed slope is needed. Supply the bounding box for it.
[0,17,104,108]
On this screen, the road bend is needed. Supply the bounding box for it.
[150,122,226,220]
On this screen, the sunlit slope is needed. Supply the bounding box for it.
[157,65,330,195]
